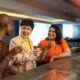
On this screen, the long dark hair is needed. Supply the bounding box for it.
[48,25,62,44]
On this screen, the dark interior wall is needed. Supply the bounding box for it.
[5,20,20,45]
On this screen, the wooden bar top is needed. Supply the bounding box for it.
[3,52,80,80]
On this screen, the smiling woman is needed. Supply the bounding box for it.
[8,19,42,75]
[9,19,36,74]
[38,25,71,63]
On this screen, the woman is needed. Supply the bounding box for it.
[9,19,41,73]
[39,25,71,63]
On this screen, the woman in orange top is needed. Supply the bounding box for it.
[39,25,71,63]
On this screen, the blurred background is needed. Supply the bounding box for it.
[0,0,80,47]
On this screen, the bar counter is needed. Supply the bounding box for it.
[3,52,80,80]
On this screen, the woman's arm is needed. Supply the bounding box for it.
[50,38,71,62]
[57,49,71,57]
[50,49,71,62]
[60,38,71,57]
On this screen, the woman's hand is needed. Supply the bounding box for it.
[33,48,42,57]
[47,41,55,49]
[49,55,58,62]
[9,46,23,57]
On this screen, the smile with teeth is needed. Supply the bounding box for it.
[49,34,54,36]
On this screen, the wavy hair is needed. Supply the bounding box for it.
[49,25,62,44]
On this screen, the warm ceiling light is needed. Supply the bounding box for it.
[52,19,65,22]
[0,11,65,23]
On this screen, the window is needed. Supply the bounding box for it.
[62,24,74,38]
[30,22,50,46]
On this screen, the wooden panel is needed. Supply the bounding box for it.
[64,0,80,8]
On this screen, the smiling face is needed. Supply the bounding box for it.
[21,26,32,38]
[48,27,56,40]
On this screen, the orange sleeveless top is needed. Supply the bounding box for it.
[39,38,70,62]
